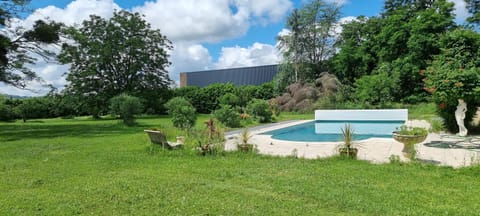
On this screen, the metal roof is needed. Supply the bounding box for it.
[183,64,278,87]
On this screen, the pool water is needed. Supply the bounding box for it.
[262,120,404,142]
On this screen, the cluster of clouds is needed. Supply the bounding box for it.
[2,0,294,95]
[0,0,472,96]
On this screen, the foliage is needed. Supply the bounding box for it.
[174,83,278,114]
[0,95,15,121]
[332,16,380,85]
[214,105,241,128]
[109,94,143,126]
[354,68,400,106]
[333,0,455,101]
[14,97,53,122]
[218,93,240,107]
[239,128,253,146]
[196,118,226,156]
[394,125,428,136]
[165,97,196,130]
[340,123,355,149]
[59,10,172,117]
[1,0,62,88]
[277,0,340,86]
[246,99,273,123]
[424,29,480,132]
[465,0,480,25]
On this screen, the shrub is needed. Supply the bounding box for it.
[214,105,241,128]
[354,69,399,106]
[0,96,15,121]
[218,93,240,107]
[246,99,273,123]
[110,94,143,126]
[14,97,52,122]
[424,29,480,132]
[165,97,196,130]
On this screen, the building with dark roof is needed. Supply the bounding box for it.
[180,64,278,87]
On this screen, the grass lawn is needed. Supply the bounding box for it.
[1,114,480,215]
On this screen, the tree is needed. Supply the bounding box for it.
[277,0,340,89]
[332,16,381,84]
[1,0,62,88]
[465,0,480,26]
[332,0,455,101]
[424,29,480,132]
[59,10,172,118]
[109,94,143,126]
[165,97,196,130]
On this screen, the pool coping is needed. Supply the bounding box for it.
[224,120,480,168]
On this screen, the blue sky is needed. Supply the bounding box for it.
[1,0,469,96]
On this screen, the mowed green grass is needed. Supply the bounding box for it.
[1,115,480,215]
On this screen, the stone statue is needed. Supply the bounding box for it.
[455,99,468,136]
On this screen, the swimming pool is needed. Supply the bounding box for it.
[262,120,404,142]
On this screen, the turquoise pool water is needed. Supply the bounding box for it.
[262,120,404,142]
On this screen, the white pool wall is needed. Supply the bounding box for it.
[314,109,408,134]
[315,109,408,121]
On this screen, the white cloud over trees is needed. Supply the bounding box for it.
[2,0,291,95]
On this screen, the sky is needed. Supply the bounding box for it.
[0,0,470,96]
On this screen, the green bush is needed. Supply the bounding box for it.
[214,105,241,128]
[110,94,143,126]
[14,97,53,122]
[246,99,273,123]
[0,96,15,121]
[218,93,240,107]
[354,67,399,106]
[424,29,480,132]
[165,97,196,130]
[174,82,278,114]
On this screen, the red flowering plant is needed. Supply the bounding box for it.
[423,29,480,132]
[424,60,480,130]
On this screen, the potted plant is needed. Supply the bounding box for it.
[393,125,428,159]
[338,124,358,158]
[237,128,254,152]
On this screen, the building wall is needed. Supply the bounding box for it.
[180,64,278,87]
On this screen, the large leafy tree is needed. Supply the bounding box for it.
[1,0,62,88]
[59,10,173,117]
[332,16,382,84]
[277,0,340,89]
[333,0,455,102]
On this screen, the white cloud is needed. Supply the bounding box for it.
[215,42,280,69]
[333,16,358,36]
[168,43,213,83]
[134,0,292,42]
[448,0,470,22]
[133,0,249,43]
[234,0,293,25]
[1,0,294,95]
[325,0,349,6]
[21,0,119,28]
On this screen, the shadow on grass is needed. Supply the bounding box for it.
[0,121,159,142]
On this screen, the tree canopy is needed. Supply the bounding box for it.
[0,0,62,88]
[276,0,340,89]
[59,10,173,117]
[333,0,456,102]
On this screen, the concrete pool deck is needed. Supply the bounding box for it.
[225,120,480,168]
